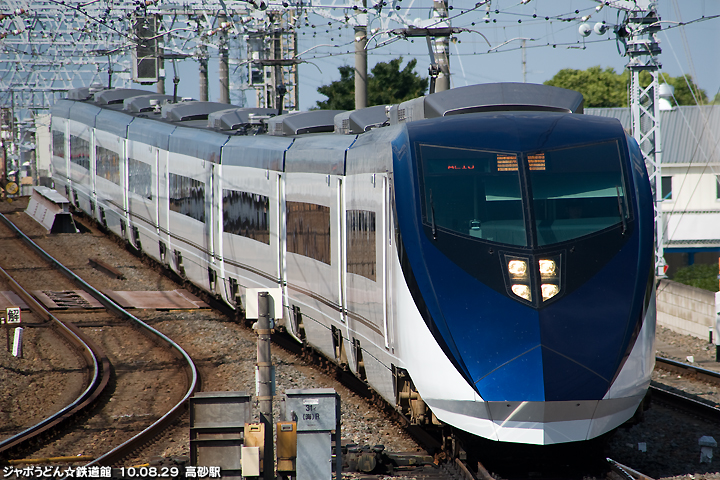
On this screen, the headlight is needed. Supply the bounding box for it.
[541,284,560,301]
[512,284,532,301]
[508,260,527,278]
[539,259,556,277]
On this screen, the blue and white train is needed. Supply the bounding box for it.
[50,82,656,445]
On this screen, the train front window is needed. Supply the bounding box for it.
[528,141,628,246]
[418,144,526,247]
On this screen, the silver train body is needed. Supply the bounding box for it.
[51,83,656,445]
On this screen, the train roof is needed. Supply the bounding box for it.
[334,105,389,134]
[123,94,177,113]
[127,117,176,151]
[51,82,588,173]
[223,135,293,170]
[268,110,346,136]
[208,108,277,130]
[285,134,356,175]
[94,89,157,106]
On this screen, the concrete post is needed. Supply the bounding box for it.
[219,15,230,104]
[199,45,209,102]
[354,25,367,109]
[257,292,274,479]
[432,0,450,92]
[156,15,165,95]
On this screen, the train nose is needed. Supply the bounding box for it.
[472,344,611,402]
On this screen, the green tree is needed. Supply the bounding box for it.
[316,57,428,110]
[661,74,709,106]
[544,66,628,108]
[672,263,719,292]
[544,66,708,108]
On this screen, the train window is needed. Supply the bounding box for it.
[528,141,628,246]
[169,173,205,223]
[96,145,121,185]
[129,158,152,200]
[223,190,270,245]
[52,131,65,160]
[69,135,90,171]
[417,144,526,247]
[286,201,331,265]
[347,210,376,281]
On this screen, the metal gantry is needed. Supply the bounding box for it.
[625,5,666,276]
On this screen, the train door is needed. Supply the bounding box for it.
[278,172,288,325]
[344,173,386,351]
[338,177,347,325]
[158,148,170,259]
[383,174,394,351]
[210,163,224,299]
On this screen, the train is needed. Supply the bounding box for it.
[50,82,656,446]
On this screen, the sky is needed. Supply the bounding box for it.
[145,0,720,111]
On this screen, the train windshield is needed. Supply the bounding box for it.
[417,140,628,248]
[529,141,628,246]
[418,145,527,247]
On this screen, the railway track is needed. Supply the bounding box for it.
[651,357,720,422]
[0,211,198,466]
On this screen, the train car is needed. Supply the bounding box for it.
[50,82,655,446]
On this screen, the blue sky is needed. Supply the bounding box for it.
[162,0,720,110]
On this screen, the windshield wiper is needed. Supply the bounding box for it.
[430,189,437,240]
[616,186,627,235]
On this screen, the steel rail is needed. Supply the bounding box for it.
[607,458,656,480]
[0,212,199,466]
[0,259,110,460]
[649,384,720,422]
[655,356,720,385]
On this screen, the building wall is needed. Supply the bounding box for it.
[657,279,716,339]
[661,166,720,213]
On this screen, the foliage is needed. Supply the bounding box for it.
[544,66,628,108]
[672,263,719,292]
[660,74,709,106]
[316,57,428,110]
[543,66,708,108]
[316,65,356,110]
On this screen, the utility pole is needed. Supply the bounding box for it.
[432,0,450,92]
[626,6,665,276]
[157,15,165,95]
[354,1,367,109]
[199,17,209,102]
[219,14,230,104]
[272,14,282,110]
[256,292,274,480]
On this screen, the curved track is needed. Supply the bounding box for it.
[0,264,110,460]
[0,212,199,466]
